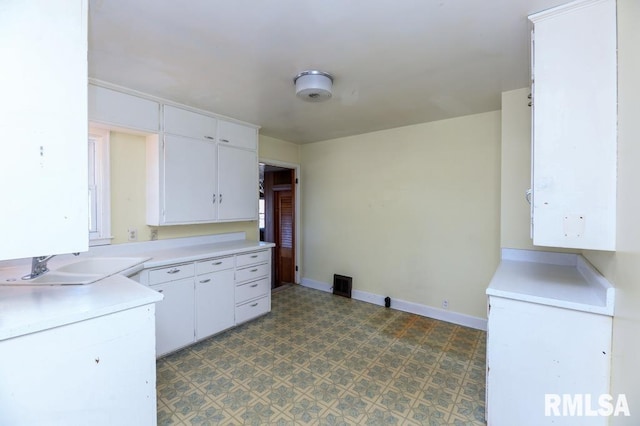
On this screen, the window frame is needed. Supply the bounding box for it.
[88,127,112,246]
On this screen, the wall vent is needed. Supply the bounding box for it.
[333,274,352,298]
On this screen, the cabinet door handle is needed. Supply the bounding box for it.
[250,302,258,307]
[167,268,180,274]
[213,261,223,265]
[212,193,216,204]
[204,135,214,140]
[220,138,230,143]
[200,279,211,283]
[250,283,258,288]
[250,254,259,258]
[219,193,223,203]
[250,268,258,272]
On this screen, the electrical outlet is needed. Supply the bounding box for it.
[127,227,138,242]
[442,299,449,309]
[150,228,158,241]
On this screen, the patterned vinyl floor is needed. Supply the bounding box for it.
[157,285,487,425]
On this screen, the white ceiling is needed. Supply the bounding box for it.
[88,0,567,144]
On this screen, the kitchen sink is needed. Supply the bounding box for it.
[55,257,148,276]
[0,256,149,286]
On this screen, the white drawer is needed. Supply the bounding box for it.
[196,256,234,275]
[236,263,269,283]
[235,278,269,304]
[235,296,269,324]
[148,263,195,285]
[236,250,270,267]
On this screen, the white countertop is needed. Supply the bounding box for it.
[0,274,162,341]
[0,234,274,341]
[487,249,614,316]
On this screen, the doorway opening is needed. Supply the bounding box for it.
[259,162,298,288]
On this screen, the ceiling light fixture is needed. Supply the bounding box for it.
[293,70,333,102]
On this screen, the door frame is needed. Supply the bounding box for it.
[259,158,301,284]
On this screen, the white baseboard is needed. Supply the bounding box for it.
[300,278,487,331]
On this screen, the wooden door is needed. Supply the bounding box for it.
[275,189,295,284]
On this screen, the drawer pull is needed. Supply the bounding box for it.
[250,268,258,272]
[167,268,180,274]
[205,135,214,140]
[158,289,164,293]
[250,254,259,258]
[220,138,230,143]
[212,261,223,265]
[250,283,258,288]
[250,302,258,307]
[200,279,211,283]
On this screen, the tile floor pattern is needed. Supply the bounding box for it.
[157,285,487,425]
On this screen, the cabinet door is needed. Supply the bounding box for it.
[217,120,258,150]
[217,145,258,221]
[530,0,616,250]
[0,0,88,260]
[195,269,235,340]
[163,134,217,224]
[152,277,195,357]
[88,84,160,132]
[164,105,217,141]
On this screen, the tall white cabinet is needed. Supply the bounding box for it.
[529,0,617,250]
[0,0,89,260]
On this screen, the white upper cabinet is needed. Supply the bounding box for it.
[147,134,217,226]
[163,105,217,141]
[217,146,258,221]
[88,84,160,132]
[529,0,617,251]
[0,0,89,260]
[218,120,258,150]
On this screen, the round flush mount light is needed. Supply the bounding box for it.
[293,70,333,102]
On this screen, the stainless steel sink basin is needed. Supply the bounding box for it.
[0,256,149,286]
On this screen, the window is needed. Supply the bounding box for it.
[88,128,112,245]
[259,198,265,229]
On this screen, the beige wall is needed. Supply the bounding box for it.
[583,0,640,421]
[300,111,501,319]
[109,132,258,244]
[259,134,300,164]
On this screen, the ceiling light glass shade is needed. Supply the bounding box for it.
[294,70,333,102]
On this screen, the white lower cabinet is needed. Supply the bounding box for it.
[144,247,272,357]
[152,277,196,357]
[486,296,612,426]
[235,250,271,325]
[195,268,235,340]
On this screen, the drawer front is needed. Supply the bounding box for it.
[196,256,234,275]
[164,104,217,140]
[235,296,269,325]
[236,263,269,283]
[236,250,270,268]
[149,263,195,285]
[235,278,269,304]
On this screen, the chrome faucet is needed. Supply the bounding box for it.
[22,253,79,280]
